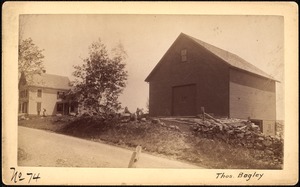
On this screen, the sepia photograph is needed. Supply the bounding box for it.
[2,2,298,185]
[17,14,284,169]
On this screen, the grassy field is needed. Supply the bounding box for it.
[19,116,283,169]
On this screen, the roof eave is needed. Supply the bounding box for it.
[146,33,278,83]
[27,85,71,90]
[145,33,186,82]
[229,66,279,82]
[183,33,278,82]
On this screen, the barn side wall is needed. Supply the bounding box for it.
[229,68,276,120]
[148,36,229,117]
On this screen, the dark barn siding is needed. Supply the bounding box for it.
[149,82,172,116]
[172,84,197,116]
[229,68,276,120]
[147,34,276,121]
[148,36,229,117]
[192,43,229,116]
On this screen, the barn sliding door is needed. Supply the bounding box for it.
[172,84,197,116]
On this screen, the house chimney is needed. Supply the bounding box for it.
[42,70,46,73]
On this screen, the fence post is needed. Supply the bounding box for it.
[201,107,205,121]
[128,145,142,168]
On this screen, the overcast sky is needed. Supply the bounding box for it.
[20,15,284,119]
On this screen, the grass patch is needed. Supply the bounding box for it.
[18,116,71,132]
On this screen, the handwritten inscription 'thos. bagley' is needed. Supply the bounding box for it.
[216,172,264,181]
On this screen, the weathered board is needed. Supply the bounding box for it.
[229,69,276,120]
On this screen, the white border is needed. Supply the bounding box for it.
[2,2,298,185]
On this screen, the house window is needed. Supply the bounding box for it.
[70,102,77,113]
[22,102,27,113]
[37,102,42,115]
[181,49,187,62]
[57,103,63,112]
[70,105,75,112]
[57,91,65,99]
[37,89,42,97]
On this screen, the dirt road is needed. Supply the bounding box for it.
[18,126,201,168]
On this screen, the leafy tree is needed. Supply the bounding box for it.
[18,38,45,79]
[70,38,128,118]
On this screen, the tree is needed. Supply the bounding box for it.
[70,38,128,118]
[18,38,45,80]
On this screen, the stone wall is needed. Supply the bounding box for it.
[275,121,284,139]
[191,118,283,165]
[156,117,284,166]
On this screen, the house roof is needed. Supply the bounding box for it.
[25,73,71,90]
[145,33,276,82]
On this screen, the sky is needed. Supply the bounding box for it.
[19,15,284,119]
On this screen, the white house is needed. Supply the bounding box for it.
[18,71,77,116]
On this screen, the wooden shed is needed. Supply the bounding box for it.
[145,33,277,121]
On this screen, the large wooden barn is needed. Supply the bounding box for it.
[145,33,277,122]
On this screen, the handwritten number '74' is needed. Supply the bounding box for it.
[10,167,41,183]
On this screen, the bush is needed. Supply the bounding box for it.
[58,114,121,137]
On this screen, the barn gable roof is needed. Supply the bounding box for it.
[21,72,71,90]
[145,33,276,82]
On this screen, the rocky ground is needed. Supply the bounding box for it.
[160,116,283,168]
[19,115,283,169]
